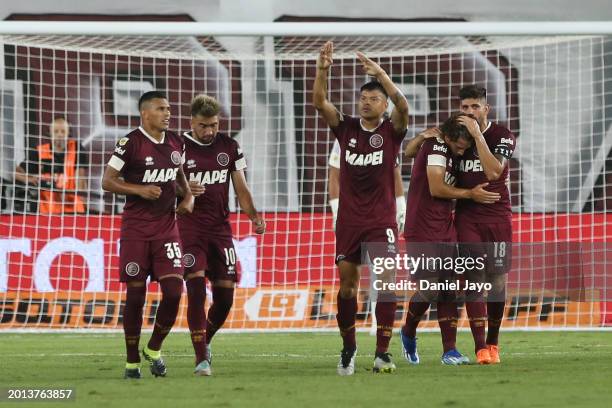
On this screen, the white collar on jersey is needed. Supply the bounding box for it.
[183,131,215,146]
[359,117,384,132]
[139,126,165,144]
[482,121,492,134]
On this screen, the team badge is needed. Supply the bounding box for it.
[369,134,384,148]
[125,262,140,277]
[217,152,230,166]
[118,137,129,146]
[171,151,182,165]
[183,253,196,268]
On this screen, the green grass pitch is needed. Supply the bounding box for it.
[1,331,610,407]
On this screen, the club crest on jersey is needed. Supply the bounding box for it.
[349,138,357,148]
[183,253,196,268]
[369,134,384,148]
[125,262,140,277]
[171,151,182,165]
[187,159,197,169]
[217,152,230,166]
[145,156,154,166]
[118,137,129,146]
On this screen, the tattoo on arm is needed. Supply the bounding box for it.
[390,91,408,112]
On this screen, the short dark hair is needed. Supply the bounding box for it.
[138,91,167,110]
[440,112,473,142]
[360,81,388,99]
[191,94,221,117]
[459,85,486,101]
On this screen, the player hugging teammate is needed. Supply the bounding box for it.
[400,86,515,366]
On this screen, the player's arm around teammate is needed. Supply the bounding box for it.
[404,127,442,158]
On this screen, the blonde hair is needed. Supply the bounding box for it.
[191,94,220,118]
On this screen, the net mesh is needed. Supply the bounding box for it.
[0,32,610,330]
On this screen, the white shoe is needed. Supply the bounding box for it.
[373,352,396,373]
[194,360,212,376]
[337,348,357,376]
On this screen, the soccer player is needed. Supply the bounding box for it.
[179,94,265,376]
[102,91,194,379]
[400,114,500,365]
[455,85,516,364]
[313,41,408,375]
[329,134,427,335]
[328,139,406,232]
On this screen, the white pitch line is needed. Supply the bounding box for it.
[4,349,612,359]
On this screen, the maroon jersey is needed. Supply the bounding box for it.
[178,132,245,234]
[404,137,458,242]
[455,122,515,223]
[108,127,184,240]
[332,115,405,229]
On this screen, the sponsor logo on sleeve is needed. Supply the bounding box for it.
[433,144,448,153]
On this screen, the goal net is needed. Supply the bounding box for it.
[0,24,611,331]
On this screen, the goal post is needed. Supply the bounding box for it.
[0,21,611,331]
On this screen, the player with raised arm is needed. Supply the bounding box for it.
[328,138,406,232]
[400,114,500,366]
[313,41,409,375]
[179,95,265,376]
[455,85,516,364]
[101,91,194,379]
